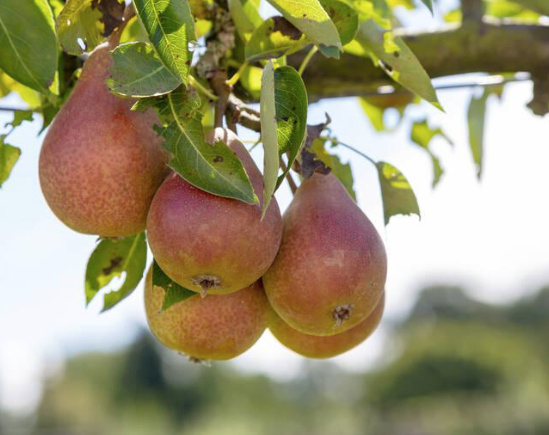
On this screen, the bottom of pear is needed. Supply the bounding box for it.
[332,304,354,329]
[192,275,223,297]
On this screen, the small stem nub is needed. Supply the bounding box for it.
[332,304,354,328]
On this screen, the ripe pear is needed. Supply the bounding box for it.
[269,292,385,358]
[39,43,169,237]
[263,173,387,336]
[144,268,268,360]
[146,128,283,295]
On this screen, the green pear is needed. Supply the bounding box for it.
[263,173,387,336]
[39,43,169,237]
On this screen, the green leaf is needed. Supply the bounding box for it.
[5,111,34,129]
[57,0,124,55]
[246,17,308,61]
[411,119,453,187]
[376,161,420,224]
[228,0,263,41]
[85,233,147,311]
[311,139,356,200]
[358,98,385,131]
[266,0,342,53]
[260,62,280,218]
[0,0,58,93]
[107,42,181,97]
[272,66,308,189]
[153,89,257,204]
[355,20,441,110]
[0,136,21,188]
[152,261,196,312]
[419,0,434,14]
[134,0,196,85]
[467,91,489,179]
[319,0,359,45]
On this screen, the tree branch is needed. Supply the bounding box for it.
[290,19,549,101]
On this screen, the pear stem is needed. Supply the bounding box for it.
[279,158,298,195]
[332,140,377,166]
[298,46,319,76]
[189,76,219,102]
[226,61,249,87]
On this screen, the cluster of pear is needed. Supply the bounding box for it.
[39,44,387,361]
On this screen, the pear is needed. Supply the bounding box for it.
[144,268,268,360]
[146,128,283,295]
[263,173,387,336]
[269,292,385,359]
[39,43,169,237]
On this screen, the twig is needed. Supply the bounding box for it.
[108,3,136,47]
[279,158,298,195]
[209,70,231,128]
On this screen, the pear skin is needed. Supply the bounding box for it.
[263,173,387,336]
[146,128,283,295]
[39,43,169,237]
[269,292,385,359]
[144,269,268,360]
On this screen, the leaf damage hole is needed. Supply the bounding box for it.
[102,256,123,275]
[213,156,224,163]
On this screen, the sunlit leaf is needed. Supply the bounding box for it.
[260,62,280,218]
[246,17,308,61]
[266,0,342,55]
[376,161,420,224]
[0,136,21,188]
[134,0,196,85]
[228,0,263,41]
[355,20,442,110]
[85,233,147,311]
[358,98,385,131]
[311,139,356,200]
[57,0,124,55]
[467,90,489,179]
[0,0,58,93]
[319,0,359,45]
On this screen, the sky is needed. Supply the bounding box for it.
[2,0,549,416]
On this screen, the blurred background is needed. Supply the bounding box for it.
[2,0,549,433]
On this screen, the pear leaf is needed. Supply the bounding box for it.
[376,161,420,224]
[0,136,21,188]
[0,0,58,93]
[246,17,308,61]
[152,261,196,312]
[57,0,124,55]
[85,233,147,311]
[228,0,263,41]
[319,0,359,45]
[134,0,196,85]
[273,66,308,189]
[355,20,441,110]
[260,61,280,218]
[108,42,181,97]
[266,0,342,53]
[467,90,489,179]
[152,89,257,204]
